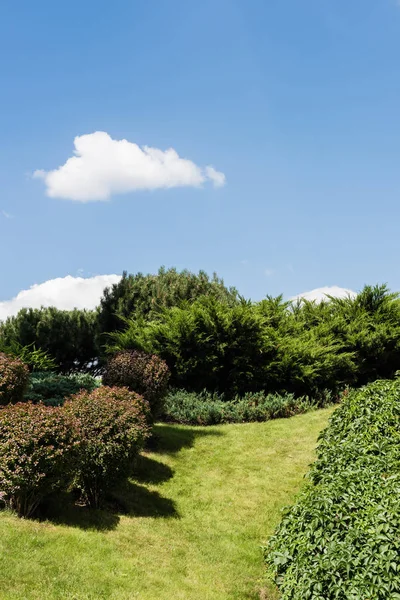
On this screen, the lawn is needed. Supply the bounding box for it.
[0,408,334,600]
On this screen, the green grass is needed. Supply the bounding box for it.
[0,408,334,600]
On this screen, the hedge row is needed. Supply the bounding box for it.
[162,389,336,425]
[0,387,150,517]
[264,379,400,599]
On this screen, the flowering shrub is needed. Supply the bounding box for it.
[64,386,150,508]
[103,351,170,419]
[0,403,76,517]
[0,352,29,405]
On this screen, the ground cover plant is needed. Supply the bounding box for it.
[0,408,333,599]
[264,379,400,599]
[25,371,100,406]
[163,389,336,425]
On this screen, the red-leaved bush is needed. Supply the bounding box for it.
[64,386,150,508]
[0,403,76,517]
[0,352,29,405]
[103,350,170,419]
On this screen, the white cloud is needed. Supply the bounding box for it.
[1,210,13,219]
[0,274,122,322]
[292,285,356,303]
[205,166,226,188]
[264,268,274,277]
[33,132,226,202]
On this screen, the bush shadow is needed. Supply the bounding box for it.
[34,425,222,531]
[151,423,224,454]
[133,454,174,484]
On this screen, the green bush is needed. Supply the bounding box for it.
[103,350,170,419]
[0,402,76,517]
[0,352,30,405]
[25,371,100,406]
[264,379,400,599]
[162,389,336,425]
[64,386,150,508]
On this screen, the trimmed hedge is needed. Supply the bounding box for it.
[162,389,336,425]
[25,371,100,406]
[264,380,400,599]
[64,386,150,508]
[0,403,76,517]
[103,350,170,419]
[0,352,29,405]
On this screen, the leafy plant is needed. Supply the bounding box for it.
[64,386,150,508]
[0,339,56,372]
[264,379,400,599]
[0,402,76,517]
[0,352,29,405]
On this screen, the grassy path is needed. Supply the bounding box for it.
[0,408,334,599]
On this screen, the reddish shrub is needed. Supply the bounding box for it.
[0,403,76,517]
[0,353,29,405]
[103,351,170,419]
[64,386,150,508]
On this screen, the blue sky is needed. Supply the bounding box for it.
[1,0,400,313]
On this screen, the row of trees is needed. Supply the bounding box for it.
[0,268,236,373]
[1,267,399,398]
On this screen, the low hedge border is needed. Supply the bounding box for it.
[264,379,400,599]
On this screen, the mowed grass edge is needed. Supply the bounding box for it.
[0,408,335,600]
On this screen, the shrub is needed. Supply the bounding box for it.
[25,371,100,406]
[264,379,400,599]
[103,350,170,419]
[64,386,150,508]
[162,389,336,425]
[0,403,76,517]
[0,352,29,405]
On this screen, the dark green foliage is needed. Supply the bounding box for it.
[163,389,336,425]
[0,352,29,405]
[103,350,170,419]
[97,267,238,338]
[109,283,400,398]
[0,403,76,517]
[0,307,98,373]
[108,297,273,397]
[64,386,150,508]
[25,371,100,406]
[264,379,400,599]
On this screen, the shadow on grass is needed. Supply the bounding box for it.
[40,478,178,532]
[133,454,174,484]
[152,423,224,454]
[36,424,222,532]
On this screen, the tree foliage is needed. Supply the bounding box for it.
[97,267,238,339]
[108,284,400,397]
[0,307,98,373]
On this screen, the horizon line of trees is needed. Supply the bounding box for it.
[1,267,398,398]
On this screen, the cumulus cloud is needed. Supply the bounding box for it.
[33,132,226,201]
[0,274,121,322]
[292,285,356,303]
